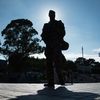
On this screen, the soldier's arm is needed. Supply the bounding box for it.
[57,20,66,41]
[41,24,48,43]
[60,20,66,37]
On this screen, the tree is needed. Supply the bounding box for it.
[0,19,43,72]
[86,58,95,66]
[92,62,100,74]
[63,60,77,71]
[75,57,86,65]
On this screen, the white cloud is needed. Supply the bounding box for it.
[63,52,82,61]
[30,52,100,62]
[85,54,100,62]
[1,52,100,62]
[30,53,46,59]
[93,48,100,53]
[63,52,100,62]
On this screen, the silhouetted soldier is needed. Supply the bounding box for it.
[41,10,66,88]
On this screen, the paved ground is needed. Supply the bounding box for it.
[0,83,100,100]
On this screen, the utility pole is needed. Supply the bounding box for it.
[82,46,84,58]
[81,46,84,65]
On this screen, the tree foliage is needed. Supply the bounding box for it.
[63,60,77,71]
[0,19,43,58]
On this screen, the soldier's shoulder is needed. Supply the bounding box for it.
[44,22,50,25]
[57,20,64,27]
[58,20,64,24]
[43,22,49,27]
[45,22,49,24]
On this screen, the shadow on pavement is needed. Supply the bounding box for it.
[9,86,100,100]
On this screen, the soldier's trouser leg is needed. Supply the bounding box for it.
[46,58,54,85]
[45,49,54,85]
[54,51,65,84]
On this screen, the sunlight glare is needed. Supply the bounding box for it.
[40,6,61,23]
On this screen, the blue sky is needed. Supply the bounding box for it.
[0,0,100,61]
